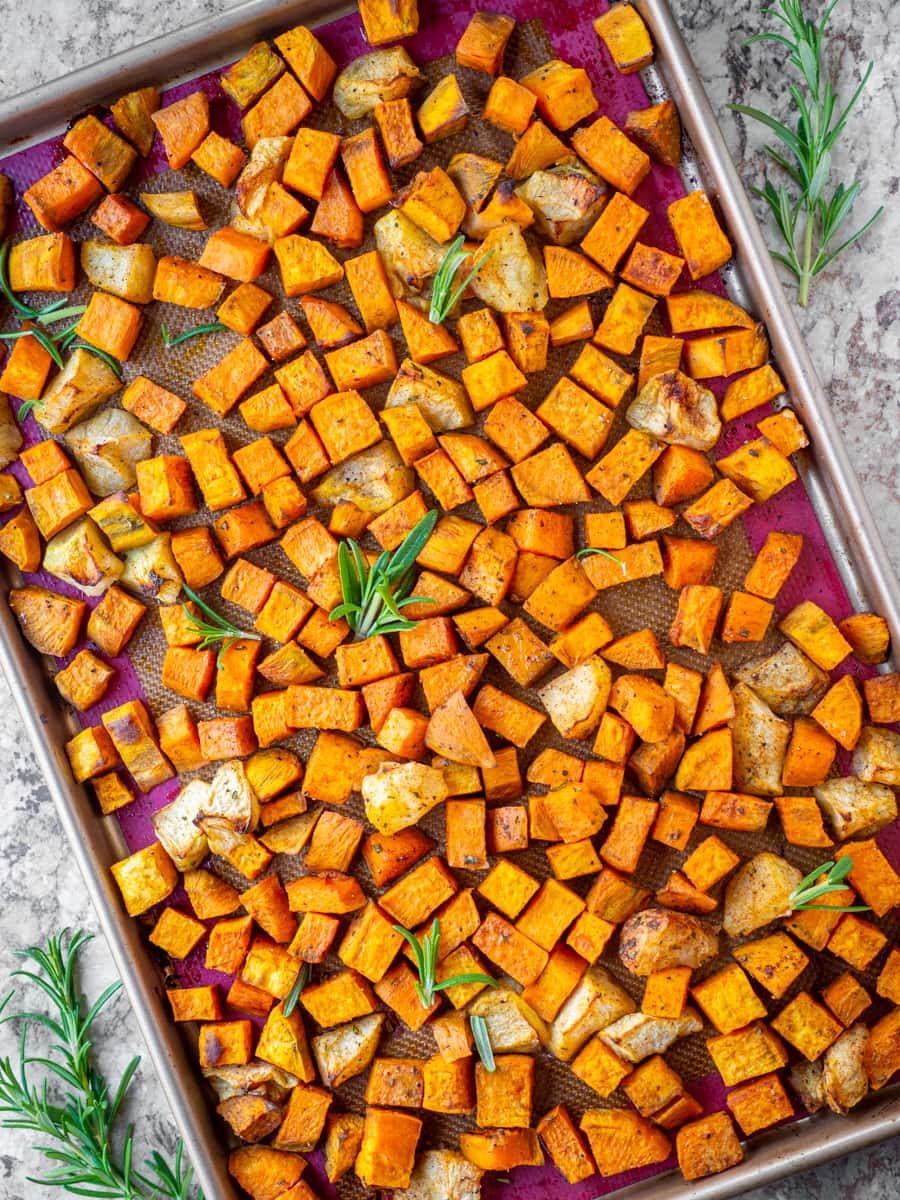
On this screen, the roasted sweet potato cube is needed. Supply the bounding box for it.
[821,972,871,1029]
[667,189,732,279]
[834,839,900,917]
[725,1072,794,1137]
[288,912,340,965]
[355,1107,421,1190]
[483,75,537,135]
[275,25,336,101]
[676,1111,743,1181]
[26,468,92,538]
[243,74,312,150]
[204,914,252,975]
[691,963,767,1035]
[621,241,685,296]
[625,99,681,168]
[581,1108,671,1177]
[24,157,103,231]
[832,613,886,669]
[520,59,597,131]
[771,991,843,1060]
[273,1083,332,1152]
[475,1054,534,1129]
[54,649,115,711]
[487,805,529,854]
[732,932,809,1001]
[811,673,863,750]
[199,1020,254,1069]
[774,793,833,849]
[473,912,548,986]
[151,92,209,169]
[418,75,469,144]
[599,793,658,873]
[365,1057,424,1109]
[456,10,515,73]
[573,116,650,195]
[337,901,404,983]
[85,586,145,657]
[121,375,186,435]
[779,600,853,671]
[111,842,177,916]
[374,98,423,169]
[827,913,887,971]
[594,4,654,72]
[535,1104,596,1183]
[682,479,753,539]
[863,672,900,723]
[150,907,206,960]
[191,131,246,187]
[218,282,272,336]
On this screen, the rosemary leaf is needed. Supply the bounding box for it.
[70,341,124,379]
[577,546,626,572]
[470,1014,496,1072]
[282,963,312,1018]
[162,321,227,348]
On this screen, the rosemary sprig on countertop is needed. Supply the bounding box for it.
[731,0,882,306]
[787,856,870,912]
[329,509,438,640]
[394,919,496,1009]
[470,1014,496,1073]
[161,321,227,348]
[181,584,261,668]
[428,235,494,325]
[0,928,203,1200]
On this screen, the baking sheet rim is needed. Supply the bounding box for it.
[0,1,895,1198]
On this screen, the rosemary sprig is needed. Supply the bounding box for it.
[393,919,496,1009]
[428,235,494,325]
[470,1014,496,1073]
[0,928,203,1200]
[162,321,227,348]
[329,509,438,640]
[70,340,124,379]
[787,856,870,912]
[181,583,261,668]
[731,0,882,306]
[282,963,312,1018]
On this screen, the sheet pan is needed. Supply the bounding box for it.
[0,2,896,1198]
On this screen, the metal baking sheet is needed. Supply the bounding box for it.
[0,2,897,1199]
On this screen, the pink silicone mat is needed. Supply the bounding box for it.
[0,2,896,1197]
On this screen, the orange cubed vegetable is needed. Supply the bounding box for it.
[24,157,103,231]
[668,190,733,279]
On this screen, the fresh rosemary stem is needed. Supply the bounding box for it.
[0,929,203,1200]
[732,0,882,306]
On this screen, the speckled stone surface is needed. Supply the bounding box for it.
[0,2,897,1197]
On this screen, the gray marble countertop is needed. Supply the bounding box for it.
[0,1,897,1197]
